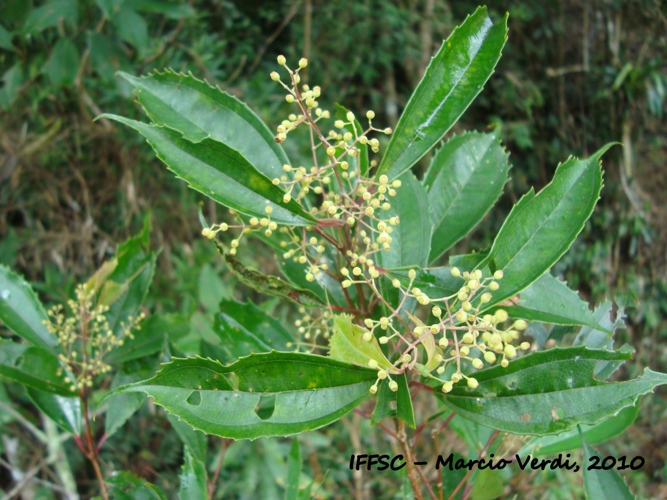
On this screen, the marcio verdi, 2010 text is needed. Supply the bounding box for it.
[349,453,646,473]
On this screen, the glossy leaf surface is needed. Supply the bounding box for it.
[27,388,82,434]
[483,144,613,306]
[121,70,290,180]
[101,115,315,226]
[424,132,510,262]
[212,300,294,362]
[377,7,508,180]
[434,346,667,435]
[0,265,57,350]
[501,273,604,331]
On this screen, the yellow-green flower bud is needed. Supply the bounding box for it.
[277,55,286,65]
[451,267,461,277]
[472,358,484,369]
[467,377,479,389]
[368,359,379,369]
[484,351,497,364]
[388,380,398,392]
[442,381,453,393]
[270,71,280,81]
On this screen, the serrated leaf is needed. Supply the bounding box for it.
[424,132,510,262]
[518,404,639,456]
[502,273,604,331]
[102,115,315,226]
[0,265,57,350]
[329,314,393,372]
[26,388,82,434]
[482,144,614,307]
[432,346,667,435]
[212,300,294,363]
[377,7,508,180]
[120,70,290,181]
[108,352,376,439]
[0,340,73,395]
[581,430,635,499]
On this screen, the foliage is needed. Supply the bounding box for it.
[1,1,666,499]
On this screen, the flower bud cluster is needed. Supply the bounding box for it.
[358,268,531,394]
[44,284,145,392]
[286,307,334,352]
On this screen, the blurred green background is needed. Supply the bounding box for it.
[1,0,665,497]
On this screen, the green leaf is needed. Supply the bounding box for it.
[105,368,149,438]
[0,24,13,50]
[0,265,57,350]
[376,173,430,313]
[581,430,635,499]
[501,273,604,331]
[518,404,639,457]
[112,6,148,54]
[121,71,290,181]
[109,352,376,439]
[106,313,187,364]
[21,0,78,33]
[198,264,230,312]
[101,115,315,226]
[179,446,209,500]
[469,468,504,500]
[575,301,628,379]
[285,438,302,500]
[217,243,322,308]
[0,63,24,110]
[108,471,168,500]
[377,7,508,180]
[26,388,82,434]
[370,373,415,428]
[329,314,394,372]
[482,144,614,306]
[168,413,208,464]
[103,236,156,338]
[0,340,73,396]
[424,132,510,262]
[433,346,667,435]
[212,300,294,363]
[377,172,431,269]
[132,0,195,19]
[44,38,79,88]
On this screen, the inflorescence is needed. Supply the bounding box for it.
[202,55,531,395]
[44,284,144,392]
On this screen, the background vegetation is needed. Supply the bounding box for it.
[1,0,665,498]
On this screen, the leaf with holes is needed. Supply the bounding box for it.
[107,352,376,439]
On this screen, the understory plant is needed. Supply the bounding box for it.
[1,6,666,499]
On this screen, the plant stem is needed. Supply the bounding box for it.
[82,395,108,500]
[397,419,423,500]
